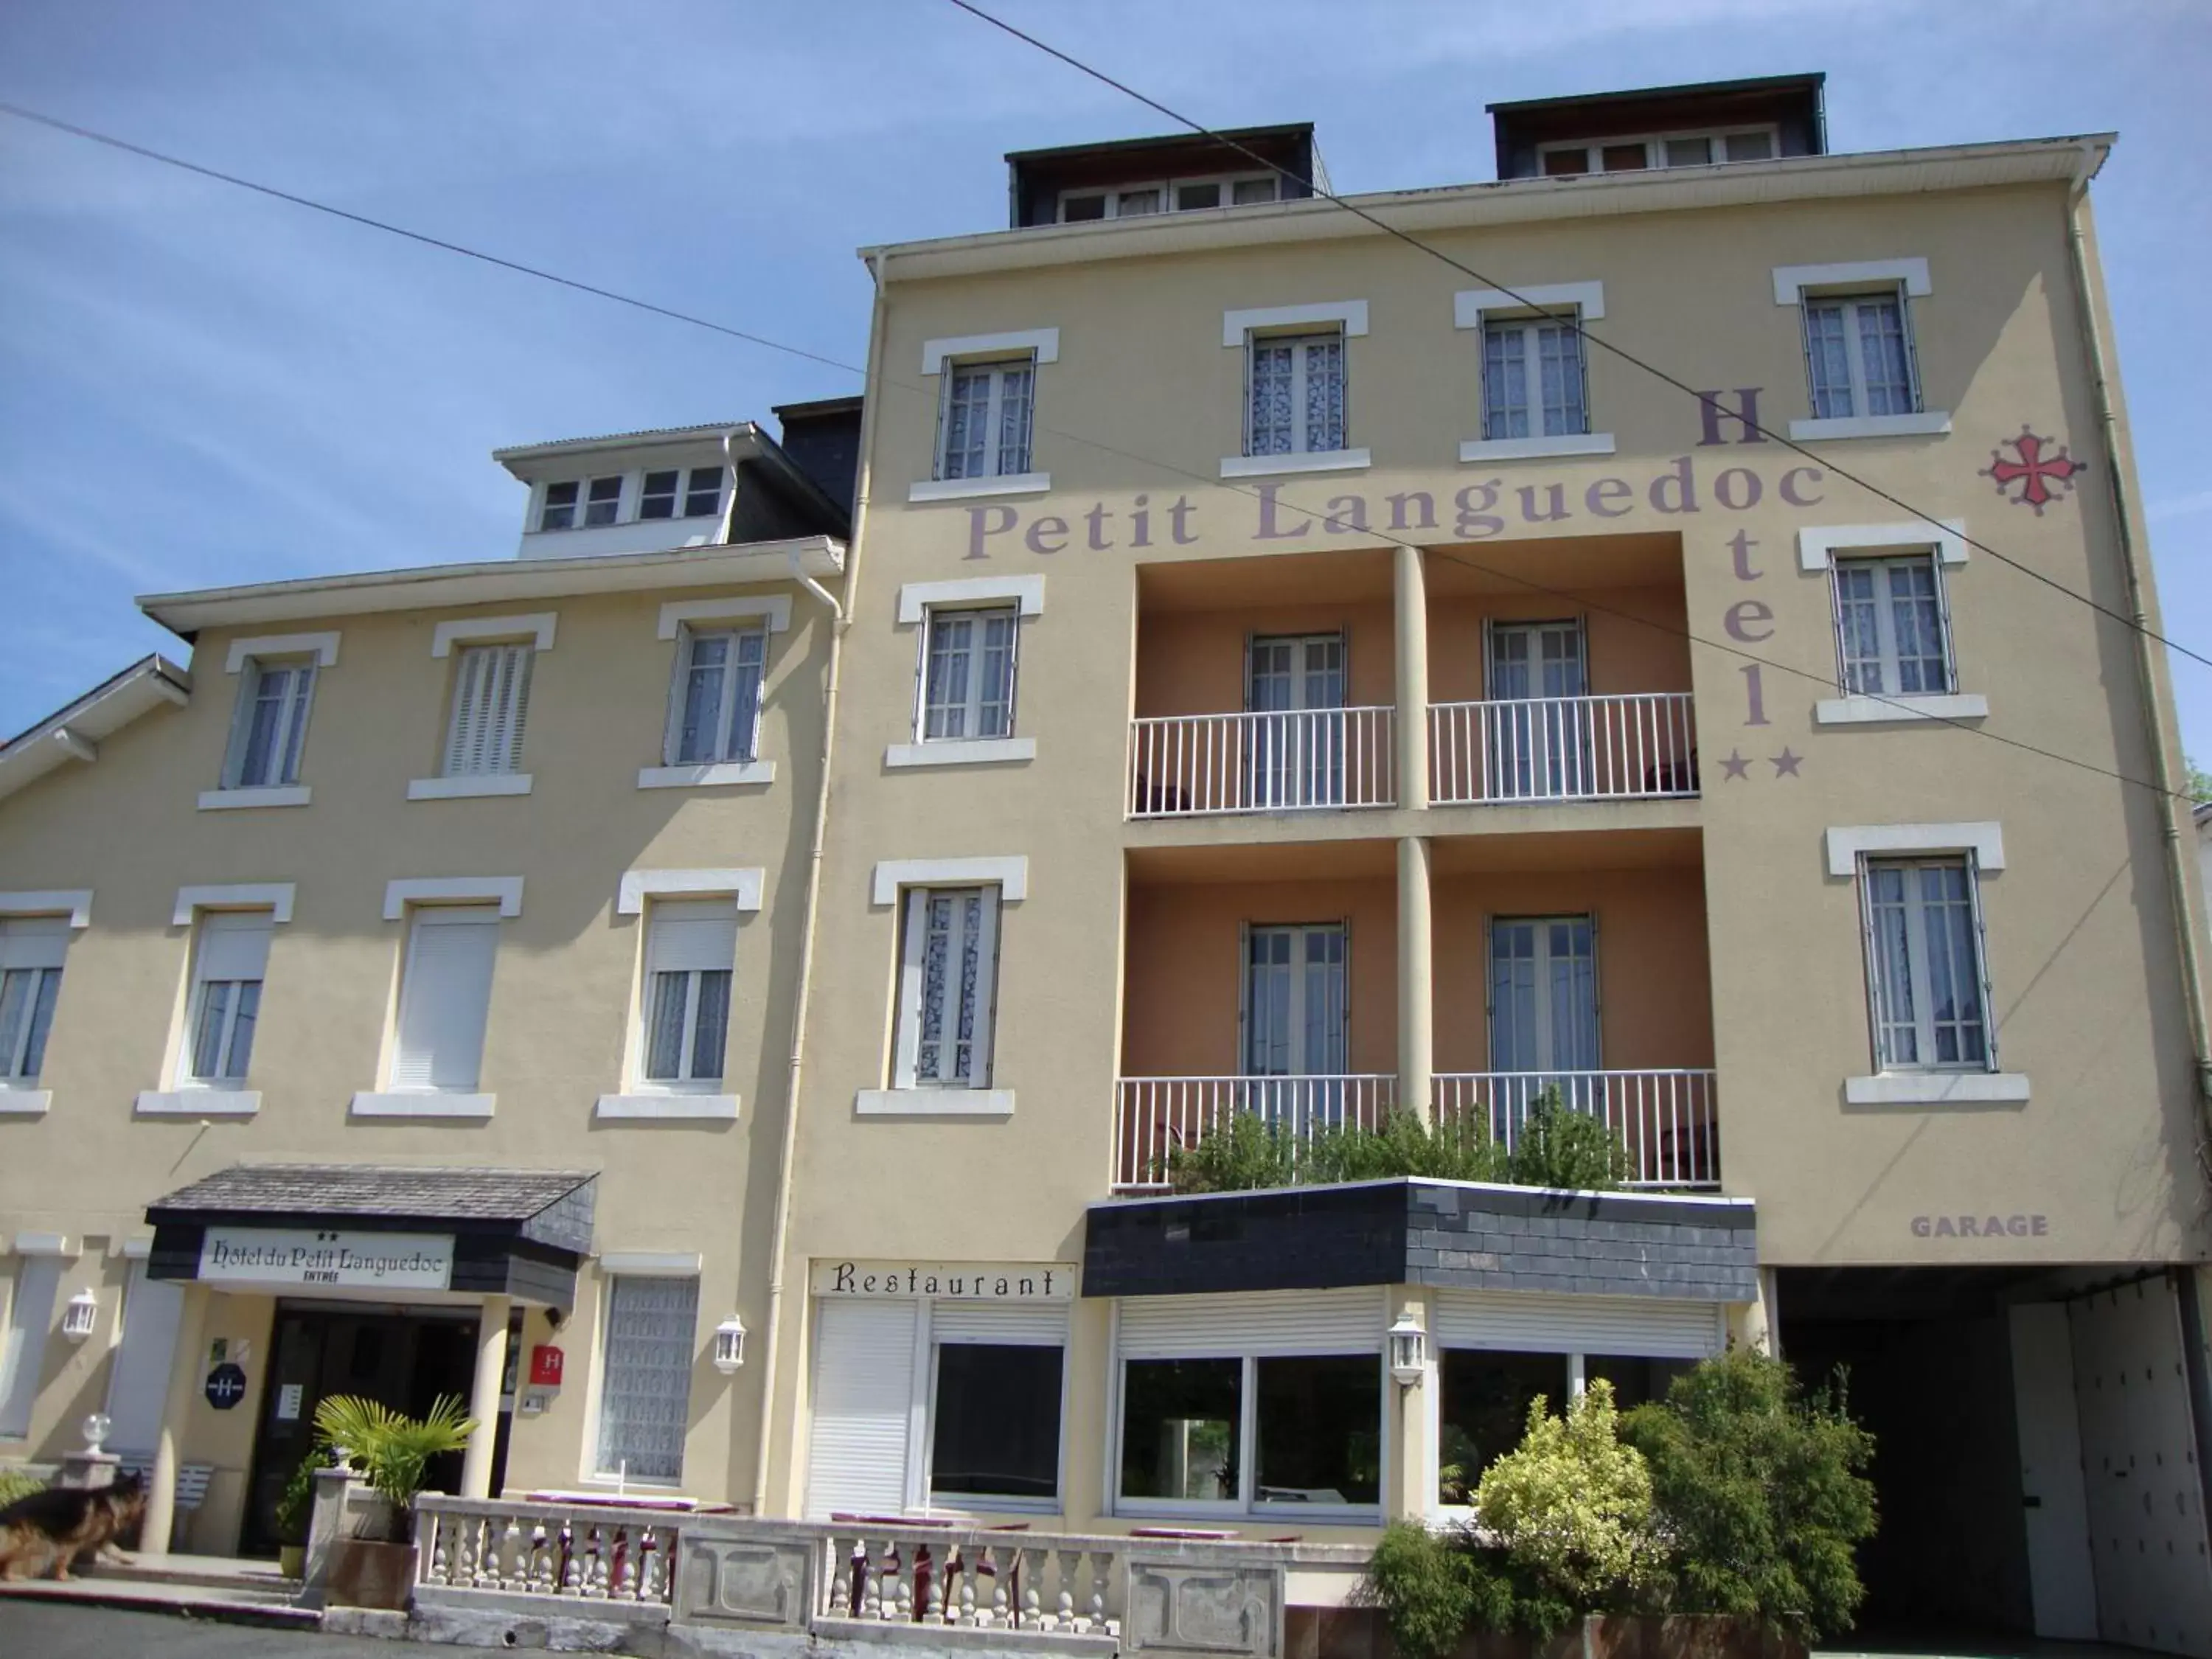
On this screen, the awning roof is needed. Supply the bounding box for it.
[148,1164,597,1256]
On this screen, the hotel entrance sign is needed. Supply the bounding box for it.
[198,1228,455,1291]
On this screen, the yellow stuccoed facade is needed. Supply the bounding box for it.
[0,108,2206,1633]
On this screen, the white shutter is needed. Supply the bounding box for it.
[1117,1288,1382,1358]
[1431,1288,1724,1359]
[0,1256,63,1439]
[806,1301,917,1518]
[195,912,273,984]
[647,901,738,975]
[104,1262,184,1456]
[444,644,532,776]
[392,907,499,1090]
[931,1301,1068,1346]
[893,890,930,1088]
[0,917,69,973]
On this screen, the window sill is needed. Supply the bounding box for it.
[885,738,1037,769]
[1787,411,1952,442]
[136,1089,260,1118]
[595,1093,741,1121]
[0,1088,51,1116]
[1844,1072,2030,1106]
[349,1091,496,1119]
[636,760,775,790]
[198,785,311,811]
[408,774,532,801]
[1220,448,1371,479]
[855,1088,1015,1118]
[908,473,1052,504]
[1457,432,1617,463]
[1815,693,1989,726]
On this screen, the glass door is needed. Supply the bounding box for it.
[1486,622,1590,798]
[1486,916,1599,1132]
[1245,924,1349,1130]
[1246,634,1346,807]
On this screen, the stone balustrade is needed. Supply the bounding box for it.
[414,1495,684,1606]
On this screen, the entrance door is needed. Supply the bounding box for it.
[1488,917,1599,1132]
[1247,634,1346,807]
[1245,924,1349,1131]
[1486,622,1590,799]
[240,1306,479,1557]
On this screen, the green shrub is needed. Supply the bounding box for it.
[1504,1093,1627,1191]
[1166,1107,1508,1194]
[1621,1346,1877,1641]
[1363,1520,1545,1659]
[1161,1107,1297,1192]
[0,1466,46,1506]
[1475,1378,1659,1604]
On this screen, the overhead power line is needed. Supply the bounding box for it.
[0,99,2196,805]
[939,0,2212,678]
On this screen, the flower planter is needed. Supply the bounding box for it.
[277,1544,307,1579]
[1286,1610,1805,1659]
[327,1538,417,1611]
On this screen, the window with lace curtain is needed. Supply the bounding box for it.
[221,658,318,790]
[892,886,1002,1090]
[1801,286,1920,420]
[1245,330,1346,456]
[638,899,735,1088]
[936,355,1036,481]
[594,1274,699,1483]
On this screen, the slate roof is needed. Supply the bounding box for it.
[147,1165,598,1255]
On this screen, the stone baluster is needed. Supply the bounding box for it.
[583,1525,609,1599]
[458,1516,482,1587]
[529,1523,554,1594]
[957,1552,978,1627]
[860,1543,883,1621]
[611,1527,636,1601]
[428,1520,453,1587]
[830,1536,854,1618]
[1020,1547,1045,1630]
[561,1518,582,1596]
[1054,1548,1081,1632]
[495,1514,524,1590]
[639,1529,662,1603]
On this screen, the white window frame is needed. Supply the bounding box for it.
[1772,260,1948,439]
[1220,302,1369,478]
[636,465,727,524]
[1452,283,1613,462]
[912,331,1058,501]
[1242,328,1346,459]
[538,473,627,532]
[220,655,319,791]
[634,900,737,1091]
[917,604,1020,745]
[1481,313,1590,442]
[588,1270,699,1486]
[411,616,555,800]
[1798,525,1986,725]
[180,910,273,1088]
[933,354,1037,484]
[664,623,767,767]
[1057,173,1279,221]
[598,870,762,1120]
[1857,852,1996,1072]
[1829,552,1955,698]
[0,915,71,1098]
[1798,285,1921,420]
[891,886,1002,1091]
[1536,124,1779,175]
[350,883,518,1118]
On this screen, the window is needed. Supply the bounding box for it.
[667,626,765,765]
[921,607,1018,741]
[1062,175,1278,220]
[1246,331,1346,456]
[937,357,1035,481]
[805,1297,1066,1517]
[641,900,735,1087]
[538,475,625,532]
[640,467,726,522]
[1438,1350,1565,1504]
[894,886,1001,1089]
[1802,288,1918,420]
[0,917,67,1082]
[223,659,317,790]
[1484,621,1593,799]
[390,905,500,1091]
[1540,127,1776,176]
[1863,856,1991,1072]
[1482,315,1587,440]
[442,644,533,778]
[0,1254,63,1439]
[1833,554,1951,696]
[184,911,271,1085]
[1246,633,1346,807]
[1118,1354,1382,1512]
[1489,916,1599,1077]
[594,1275,698,1484]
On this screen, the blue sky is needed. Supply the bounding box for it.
[3,0,2209,771]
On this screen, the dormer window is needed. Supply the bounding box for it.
[536,466,725,533]
[1059,173,1279,223]
[538,475,622,531]
[641,467,726,522]
[1539,125,1776,176]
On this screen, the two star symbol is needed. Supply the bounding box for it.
[1718,748,1800,779]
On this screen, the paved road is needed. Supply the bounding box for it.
[0,1601,472,1657]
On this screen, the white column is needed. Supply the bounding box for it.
[1394,541,1429,810]
[461,1295,511,1499]
[143,1281,209,1557]
[1399,835,1433,1121]
[1725,1267,1781,1355]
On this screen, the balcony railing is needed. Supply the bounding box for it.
[1429,692,1697,804]
[1112,1074,1399,1191]
[1433,1070,1719,1188]
[1130,708,1396,818]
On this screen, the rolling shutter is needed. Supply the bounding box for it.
[195,911,273,984]
[1432,1288,1723,1359]
[391,907,500,1091]
[104,1262,185,1456]
[931,1301,1068,1347]
[1116,1287,1383,1358]
[0,1256,63,1440]
[0,917,69,972]
[646,901,738,975]
[806,1301,917,1518]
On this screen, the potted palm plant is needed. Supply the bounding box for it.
[314,1394,479,1611]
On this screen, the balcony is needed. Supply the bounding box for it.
[1130,708,1396,817]
[1433,1069,1719,1187]
[1429,692,1697,804]
[1112,1074,1399,1189]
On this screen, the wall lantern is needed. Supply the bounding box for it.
[713,1315,747,1374]
[1388,1310,1427,1388]
[61,1288,100,1341]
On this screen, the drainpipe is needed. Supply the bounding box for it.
[719,426,757,545]
[2062,150,2212,1132]
[750,251,886,1516]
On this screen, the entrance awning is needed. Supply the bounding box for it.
[145,1164,597,1310]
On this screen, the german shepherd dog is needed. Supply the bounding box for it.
[0,1472,147,1582]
